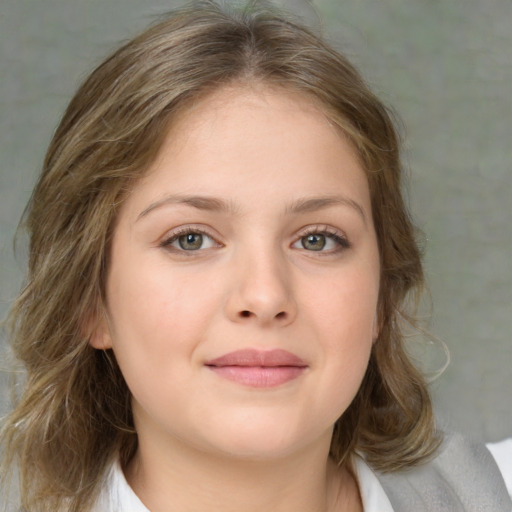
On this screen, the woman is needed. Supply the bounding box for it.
[1,2,510,511]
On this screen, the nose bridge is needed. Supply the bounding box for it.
[227,236,296,325]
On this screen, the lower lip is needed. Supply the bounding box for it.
[207,366,306,388]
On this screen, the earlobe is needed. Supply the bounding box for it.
[372,314,380,343]
[89,323,113,350]
[84,310,113,350]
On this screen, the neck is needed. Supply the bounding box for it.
[125,430,361,512]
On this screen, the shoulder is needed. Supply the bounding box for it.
[375,432,512,512]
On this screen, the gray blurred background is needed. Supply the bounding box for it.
[1,0,511,453]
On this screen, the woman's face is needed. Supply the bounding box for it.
[93,85,380,461]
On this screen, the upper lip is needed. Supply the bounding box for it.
[205,349,307,367]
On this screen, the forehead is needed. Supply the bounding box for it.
[120,84,371,220]
[165,82,339,145]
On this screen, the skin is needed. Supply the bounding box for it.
[92,84,380,512]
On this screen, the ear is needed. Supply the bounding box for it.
[85,310,113,350]
[372,313,380,343]
[89,322,113,350]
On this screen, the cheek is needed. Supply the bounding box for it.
[310,265,379,334]
[305,266,378,398]
[105,255,224,365]
[104,264,209,409]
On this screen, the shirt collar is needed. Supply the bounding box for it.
[353,455,395,512]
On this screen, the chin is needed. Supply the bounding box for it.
[198,416,332,462]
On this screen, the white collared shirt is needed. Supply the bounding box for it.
[94,440,512,511]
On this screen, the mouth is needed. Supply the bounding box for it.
[204,349,308,388]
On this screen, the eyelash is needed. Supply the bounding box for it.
[159,225,350,254]
[160,226,220,252]
[294,225,351,253]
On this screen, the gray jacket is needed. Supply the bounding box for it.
[377,432,512,511]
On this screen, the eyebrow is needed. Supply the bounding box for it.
[285,196,367,224]
[137,194,367,224]
[137,195,238,220]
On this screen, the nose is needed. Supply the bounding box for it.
[224,248,297,327]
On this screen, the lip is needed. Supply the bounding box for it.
[205,349,308,388]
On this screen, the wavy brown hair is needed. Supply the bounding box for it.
[1,2,439,510]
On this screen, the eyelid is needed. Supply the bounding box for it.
[159,225,223,251]
[158,224,349,254]
[292,225,351,252]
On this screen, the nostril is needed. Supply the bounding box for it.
[237,310,288,320]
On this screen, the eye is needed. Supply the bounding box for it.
[161,228,218,252]
[292,227,350,253]
[301,233,329,251]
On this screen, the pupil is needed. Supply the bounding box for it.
[179,233,202,250]
[303,234,325,251]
